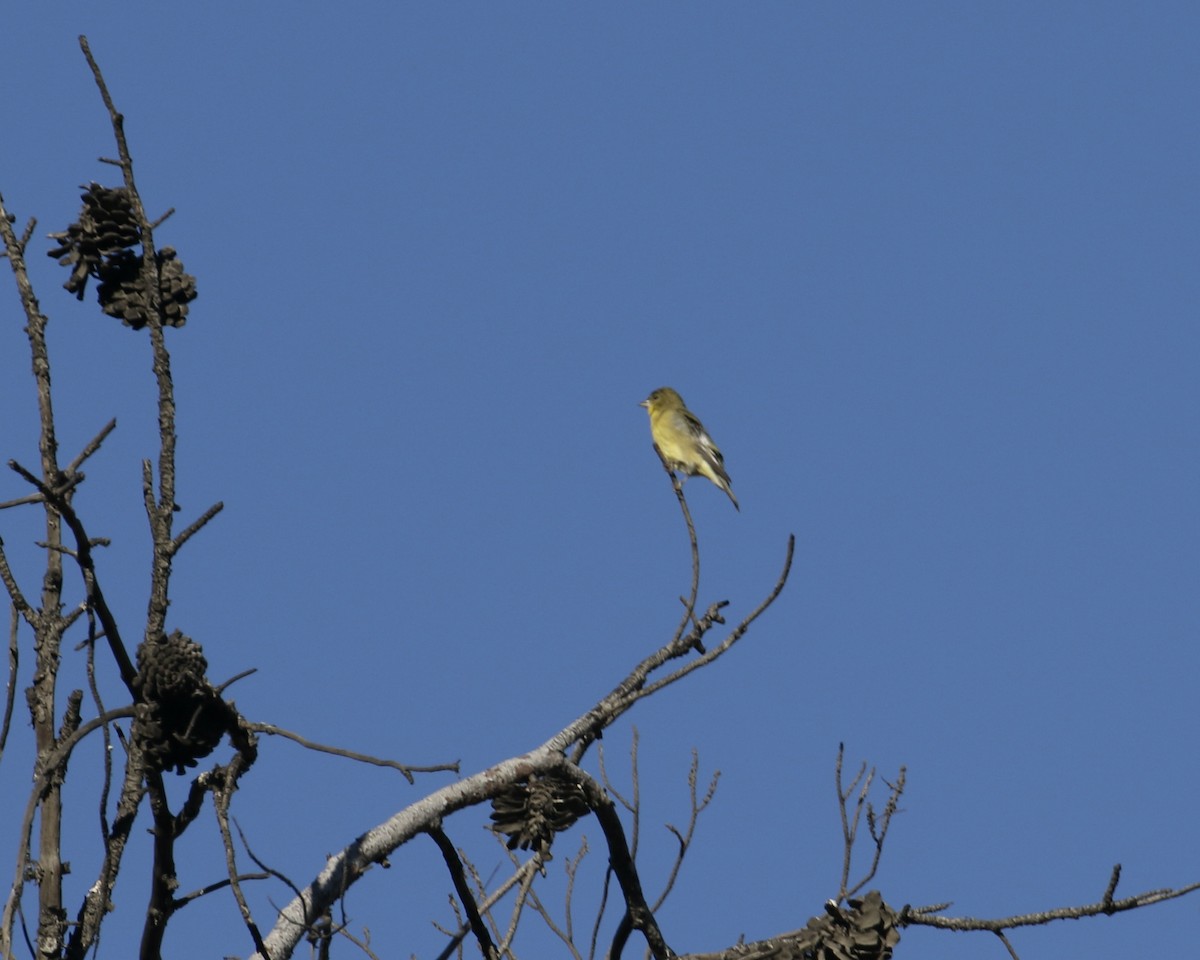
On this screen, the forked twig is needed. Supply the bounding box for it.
[834,744,905,902]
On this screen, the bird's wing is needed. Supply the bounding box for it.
[677,409,731,480]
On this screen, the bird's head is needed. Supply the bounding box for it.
[640,387,684,412]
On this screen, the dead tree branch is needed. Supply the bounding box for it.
[902,871,1200,934]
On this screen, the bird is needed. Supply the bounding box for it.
[640,387,739,510]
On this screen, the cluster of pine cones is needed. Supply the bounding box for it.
[47,182,196,330]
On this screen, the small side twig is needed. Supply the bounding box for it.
[7,458,136,690]
[247,721,458,783]
[633,534,795,704]
[212,758,267,957]
[0,541,34,626]
[233,819,304,906]
[1101,863,1121,912]
[0,605,19,766]
[65,418,117,474]
[171,500,224,554]
[172,872,271,910]
[834,744,905,902]
[651,749,719,912]
[508,845,582,960]
[994,929,1021,960]
[433,857,543,960]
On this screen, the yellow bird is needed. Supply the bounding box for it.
[640,387,739,511]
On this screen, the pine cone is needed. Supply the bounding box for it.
[132,630,227,774]
[46,183,139,299]
[489,773,590,854]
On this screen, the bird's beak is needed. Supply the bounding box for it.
[638,399,649,408]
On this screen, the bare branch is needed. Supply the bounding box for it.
[1101,863,1121,911]
[849,767,904,899]
[633,534,795,704]
[172,872,271,910]
[0,493,43,511]
[994,928,1021,960]
[79,35,183,643]
[508,845,581,960]
[433,858,543,960]
[66,759,149,956]
[835,745,856,900]
[7,459,136,690]
[0,606,18,766]
[149,208,176,231]
[233,818,304,906]
[428,825,497,960]
[0,540,34,627]
[170,500,224,554]
[211,757,268,957]
[572,767,670,960]
[65,418,117,475]
[651,750,719,912]
[587,864,614,960]
[833,746,905,902]
[902,875,1200,933]
[247,722,458,782]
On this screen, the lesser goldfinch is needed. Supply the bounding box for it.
[640,387,739,511]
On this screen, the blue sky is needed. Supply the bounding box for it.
[1,4,1198,958]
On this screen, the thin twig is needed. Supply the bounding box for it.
[172,872,271,909]
[588,864,613,960]
[633,534,795,704]
[0,493,43,511]
[596,741,632,812]
[0,539,34,626]
[1102,864,1121,911]
[994,929,1021,960]
[903,877,1200,932]
[0,605,19,767]
[561,838,589,950]
[233,818,304,905]
[514,853,583,960]
[629,728,642,860]
[651,750,719,912]
[248,721,458,783]
[83,606,114,847]
[212,758,267,956]
[457,850,502,952]
[336,924,383,960]
[848,767,904,899]
[498,848,542,958]
[171,500,225,554]
[65,418,117,474]
[433,858,543,960]
[7,459,136,690]
[650,448,702,650]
